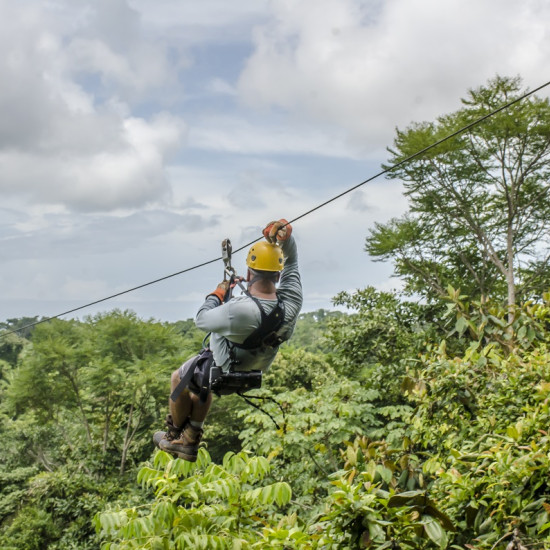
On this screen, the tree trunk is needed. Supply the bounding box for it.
[63,366,93,445]
[103,404,110,454]
[506,218,516,323]
[120,402,134,475]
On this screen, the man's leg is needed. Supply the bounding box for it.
[169,368,193,429]
[169,366,213,427]
[188,391,213,424]
[154,361,213,462]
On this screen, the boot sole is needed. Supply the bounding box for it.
[158,441,198,462]
[171,450,197,462]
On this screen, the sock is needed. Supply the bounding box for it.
[189,420,204,429]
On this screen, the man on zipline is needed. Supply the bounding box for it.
[154,219,302,461]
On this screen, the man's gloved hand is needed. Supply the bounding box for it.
[263,219,292,243]
[209,280,230,303]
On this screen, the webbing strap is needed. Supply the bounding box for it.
[199,360,212,403]
[170,357,199,402]
[233,297,285,350]
[170,349,214,403]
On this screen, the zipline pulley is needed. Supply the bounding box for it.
[221,238,248,299]
[221,238,234,281]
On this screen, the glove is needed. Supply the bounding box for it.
[209,280,230,303]
[263,219,292,243]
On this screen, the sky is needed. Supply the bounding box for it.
[1,0,550,323]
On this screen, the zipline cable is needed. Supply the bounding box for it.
[2,78,550,339]
[287,78,550,226]
[0,256,224,338]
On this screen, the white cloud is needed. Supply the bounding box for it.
[62,276,112,300]
[0,0,187,212]
[206,78,238,96]
[128,0,270,35]
[238,0,550,151]
[0,113,185,211]
[189,114,363,158]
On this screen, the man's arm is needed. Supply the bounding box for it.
[277,235,303,320]
[195,277,240,333]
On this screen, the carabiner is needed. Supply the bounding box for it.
[221,239,234,281]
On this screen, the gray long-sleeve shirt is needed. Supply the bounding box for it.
[195,235,303,372]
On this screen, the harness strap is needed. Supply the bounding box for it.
[232,296,285,351]
[199,359,212,403]
[170,349,214,403]
[170,356,199,402]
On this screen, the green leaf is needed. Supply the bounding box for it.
[540,521,550,534]
[387,490,425,507]
[506,425,520,440]
[376,465,393,484]
[423,516,448,548]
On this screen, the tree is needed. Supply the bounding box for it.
[367,76,550,317]
[0,317,40,340]
[4,310,186,476]
[326,287,433,373]
[0,310,191,549]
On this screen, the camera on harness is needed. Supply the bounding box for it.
[209,366,262,396]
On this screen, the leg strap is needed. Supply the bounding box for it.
[170,355,201,402]
[170,349,214,403]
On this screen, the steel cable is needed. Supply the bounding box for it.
[2,78,550,338]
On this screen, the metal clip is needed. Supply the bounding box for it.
[221,239,234,280]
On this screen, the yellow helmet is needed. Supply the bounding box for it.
[246,241,284,272]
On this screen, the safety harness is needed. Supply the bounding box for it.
[230,295,286,351]
[170,238,287,405]
[223,237,287,357]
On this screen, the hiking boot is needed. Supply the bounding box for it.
[153,414,182,450]
[158,423,203,462]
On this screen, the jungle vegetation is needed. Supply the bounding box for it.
[1,76,550,549]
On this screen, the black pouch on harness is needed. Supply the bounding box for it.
[170,348,214,403]
[210,366,262,396]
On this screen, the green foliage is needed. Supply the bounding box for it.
[16,473,101,549]
[0,316,40,339]
[403,293,550,548]
[201,393,247,462]
[0,506,60,550]
[4,276,550,549]
[0,467,134,550]
[0,467,38,522]
[3,310,187,476]
[442,285,550,351]
[323,287,426,445]
[0,310,196,549]
[264,346,333,392]
[315,437,455,548]
[95,449,296,549]
[285,309,345,353]
[327,286,433,373]
[238,373,398,516]
[96,440,459,549]
[0,332,28,367]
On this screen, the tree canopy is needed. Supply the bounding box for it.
[367,76,550,312]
